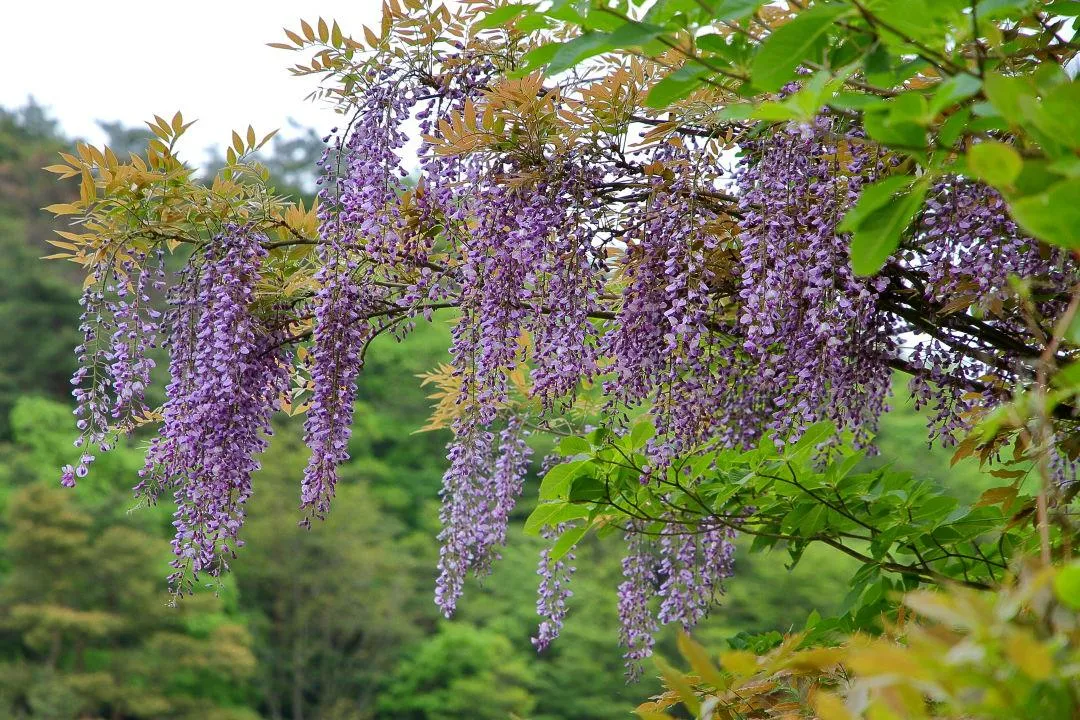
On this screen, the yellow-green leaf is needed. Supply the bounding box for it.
[654,655,700,716]
[812,690,855,720]
[1005,632,1053,679]
[718,649,758,676]
[676,632,727,689]
[967,141,1022,188]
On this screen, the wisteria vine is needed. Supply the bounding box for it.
[53,6,1080,680]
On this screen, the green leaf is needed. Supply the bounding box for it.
[568,473,606,502]
[983,72,1030,125]
[975,0,1036,18]
[643,0,699,25]
[888,92,931,126]
[515,13,552,32]
[539,460,587,500]
[750,3,850,92]
[547,32,614,75]
[830,92,888,112]
[516,42,560,74]
[785,421,836,459]
[475,4,528,30]
[645,62,711,107]
[1013,158,1064,195]
[1032,80,1080,150]
[1009,178,1080,248]
[865,45,928,88]
[846,178,929,276]
[800,505,828,536]
[695,33,730,54]
[558,436,591,456]
[711,0,768,21]
[545,0,587,23]
[524,502,589,535]
[909,496,958,527]
[966,141,1022,187]
[1046,0,1080,15]
[550,524,588,561]
[866,0,959,54]
[714,103,757,121]
[547,22,665,75]
[1049,155,1080,178]
[938,107,972,148]
[863,110,927,151]
[586,426,611,447]
[1054,561,1080,610]
[929,74,982,115]
[764,68,852,121]
[838,176,912,234]
[629,420,656,450]
[752,103,804,122]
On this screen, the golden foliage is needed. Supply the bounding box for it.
[642,562,1080,719]
[44,112,317,312]
[416,361,462,433]
[416,331,534,432]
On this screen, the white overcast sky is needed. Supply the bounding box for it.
[0,1,387,166]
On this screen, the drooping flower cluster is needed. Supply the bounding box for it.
[905,178,1073,445]
[299,79,409,523]
[427,153,603,617]
[137,227,289,592]
[532,522,577,652]
[617,522,660,680]
[735,117,896,449]
[67,253,165,484]
[299,248,373,524]
[616,519,737,678]
[918,179,1054,307]
[657,521,736,630]
[435,416,533,617]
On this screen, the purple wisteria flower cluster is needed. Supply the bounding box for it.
[136,226,289,593]
[532,522,577,652]
[734,117,896,450]
[906,178,1073,446]
[299,77,408,524]
[617,520,736,678]
[67,252,165,485]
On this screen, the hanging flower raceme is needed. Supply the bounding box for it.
[300,74,415,523]
[526,168,604,408]
[906,177,1074,445]
[299,247,374,525]
[430,158,604,615]
[600,144,739,467]
[434,417,495,617]
[137,226,288,593]
[918,178,1054,306]
[435,415,532,617]
[611,517,737,676]
[618,521,660,681]
[735,116,894,449]
[485,417,533,568]
[67,251,166,485]
[532,522,577,652]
